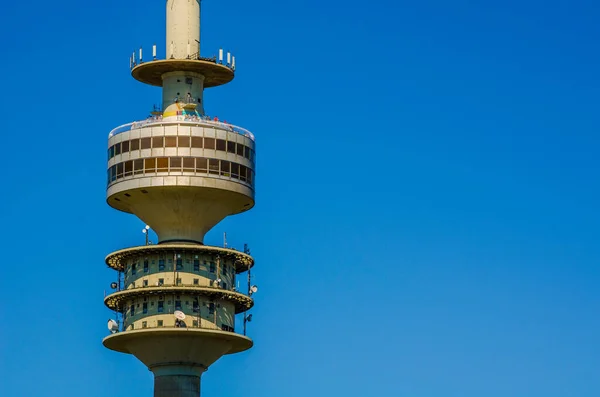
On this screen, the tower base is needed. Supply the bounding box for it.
[153,364,204,397]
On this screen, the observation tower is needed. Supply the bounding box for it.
[102,1,257,396]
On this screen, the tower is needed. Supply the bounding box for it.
[103,1,256,396]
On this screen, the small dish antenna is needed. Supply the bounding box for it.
[110,282,118,290]
[174,310,186,320]
[249,285,258,295]
[107,319,119,333]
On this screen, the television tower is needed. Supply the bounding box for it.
[102,1,257,396]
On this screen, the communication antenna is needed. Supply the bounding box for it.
[110,282,118,290]
[107,319,119,333]
[243,313,253,335]
[142,225,150,245]
[174,311,186,320]
[223,232,228,248]
[249,285,258,295]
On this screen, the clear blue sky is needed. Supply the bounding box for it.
[1,0,599,396]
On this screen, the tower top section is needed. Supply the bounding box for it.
[167,0,201,59]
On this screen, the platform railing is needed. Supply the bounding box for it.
[108,116,255,142]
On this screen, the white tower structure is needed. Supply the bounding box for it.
[103,2,257,396]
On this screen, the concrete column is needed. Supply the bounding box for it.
[162,71,205,114]
[152,364,205,397]
[166,0,201,59]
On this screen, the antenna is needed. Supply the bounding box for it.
[174,311,186,320]
[142,225,150,245]
[107,319,119,333]
[110,282,118,290]
[223,232,227,248]
[249,285,258,295]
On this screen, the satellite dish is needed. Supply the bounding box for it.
[107,319,119,333]
[247,314,253,322]
[174,310,186,320]
[250,285,258,294]
[110,282,118,289]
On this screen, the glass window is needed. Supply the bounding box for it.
[239,165,247,182]
[176,257,183,270]
[209,262,216,273]
[143,260,149,273]
[216,139,226,151]
[122,141,130,153]
[193,320,198,327]
[142,321,147,328]
[131,138,140,151]
[134,159,144,174]
[157,157,168,171]
[193,278,199,285]
[204,137,215,150]
[176,278,182,285]
[158,320,163,326]
[208,303,215,315]
[109,146,115,158]
[231,163,239,178]
[222,264,227,276]
[158,301,164,313]
[131,263,137,275]
[124,160,133,176]
[179,136,190,147]
[183,157,195,172]
[193,301,199,312]
[115,142,121,156]
[143,280,148,287]
[141,137,151,149]
[110,165,117,182]
[165,136,177,147]
[227,141,236,153]
[196,157,207,173]
[144,158,156,172]
[143,303,148,314]
[248,169,254,185]
[130,305,135,316]
[193,259,200,271]
[152,136,164,148]
[170,157,182,171]
[208,159,219,175]
[244,146,250,159]
[158,259,165,271]
[158,278,164,286]
[116,163,124,178]
[236,143,244,156]
[175,300,182,310]
[191,137,203,148]
[220,161,230,176]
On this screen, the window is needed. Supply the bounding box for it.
[216,139,226,151]
[231,163,240,178]
[193,278,199,285]
[159,259,165,271]
[165,136,177,147]
[142,321,147,328]
[209,262,215,273]
[176,257,183,270]
[244,146,250,159]
[193,301,199,312]
[130,138,140,151]
[183,157,195,172]
[131,263,137,275]
[143,303,148,314]
[122,141,130,153]
[158,301,164,313]
[196,157,207,173]
[141,137,151,149]
[236,143,244,156]
[152,136,164,148]
[170,157,182,171]
[175,301,182,310]
[191,136,203,148]
[208,303,215,315]
[124,160,133,176]
[208,159,219,175]
[222,264,227,276]
[178,136,190,147]
[143,259,149,273]
[157,320,163,327]
[115,142,121,155]
[134,159,144,175]
[130,305,135,316]
[227,141,236,153]
[109,146,115,159]
[222,282,228,290]
[220,161,230,176]
[143,280,148,287]
[193,320,198,327]
[176,278,182,285]
[158,278,164,286]
[156,157,168,171]
[144,158,156,172]
[204,137,215,149]
[116,163,124,178]
[193,259,200,271]
[239,165,247,182]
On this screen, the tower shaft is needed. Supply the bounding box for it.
[167,0,200,59]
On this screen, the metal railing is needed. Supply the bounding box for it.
[114,281,249,296]
[110,320,237,334]
[108,116,255,142]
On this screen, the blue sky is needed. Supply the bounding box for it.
[1,0,599,396]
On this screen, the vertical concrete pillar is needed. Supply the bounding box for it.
[152,364,205,397]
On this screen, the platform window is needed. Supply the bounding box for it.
[183,157,195,172]
[141,137,151,150]
[109,146,115,159]
[134,159,144,175]
[244,146,250,159]
[142,321,147,328]
[204,137,215,150]
[248,170,254,186]
[165,136,177,147]
[208,303,215,315]
[116,163,124,178]
[143,259,149,273]
[175,300,182,310]
[178,136,190,148]
[193,320,198,327]
[152,136,164,148]
[143,280,148,287]
[158,278,164,286]
[196,157,207,173]
[216,139,226,151]
[220,161,230,176]
[222,264,227,276]
[208,159,219,175]
[158,301,164,313]
[130,305,135,316]
[130,138,140,151]
[193,301,199,312]
[143,303,148,314]
[239,165,247,182]
[236,143,244,156]
[176,278,182,285]
[158,320,163,327]
[131,263,137,275]
[156,157,169,172]
[191,136,203,148]
[170,157,182,171]
[209,262,216,273]
[124,160,133,177]
[193,278,199,285]
[227,141,236,153]
[231,163,240,179]
[158,259,165,271]
[121,141,130,153]
[115,142,121,156]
